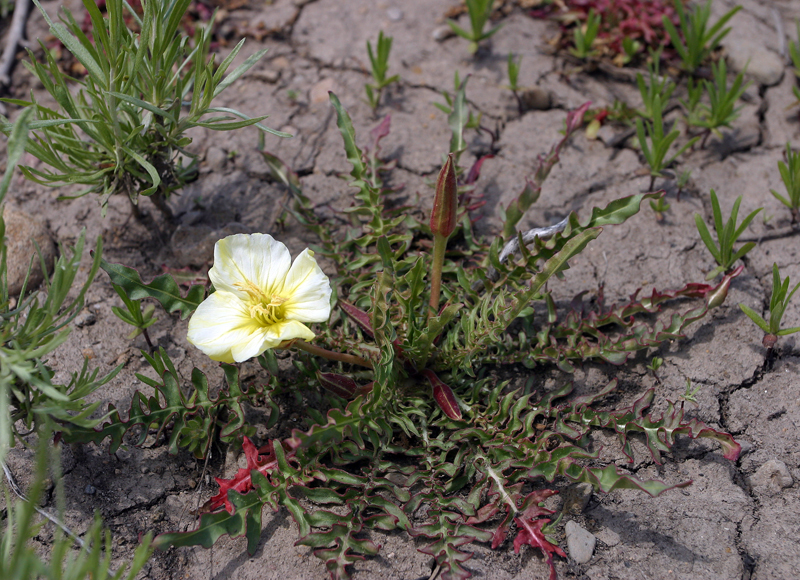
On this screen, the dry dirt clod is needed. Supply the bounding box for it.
[2,206,56,296]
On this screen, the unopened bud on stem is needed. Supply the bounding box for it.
[430,153,458,238]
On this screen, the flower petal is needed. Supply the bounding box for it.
[229,320,316,362]
[282,249,332,323]
[209,234,292,299]
[187,291,259,363]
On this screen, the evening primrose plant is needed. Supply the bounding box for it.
[76,94,746,580]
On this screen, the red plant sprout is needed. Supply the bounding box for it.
[531,0,682,64]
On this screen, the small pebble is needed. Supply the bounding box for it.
[386,7,403,21]
[204,146,227,173]
[565,520,596,564]
[432,25,455,42]
[188,478,197,489]
[82,348,95,360]
[84,484,96,495]
[751,459,794,492]
[74,310,96,328]
[519,87,551,111]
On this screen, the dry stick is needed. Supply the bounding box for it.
[0,0,30,87]
[1,457,86,548]
[471,216,570,292]
[2,456,125,576]
[291,339,373,369]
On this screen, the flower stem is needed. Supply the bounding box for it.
[429,232,447,317]
[291,340,373,369]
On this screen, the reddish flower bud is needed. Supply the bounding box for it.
[422,369,462,420]
[430,153,458,238]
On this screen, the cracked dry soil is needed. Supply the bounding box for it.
[2,0,800,578]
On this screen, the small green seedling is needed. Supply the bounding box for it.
[505,53,523,113]
[111,283,157,348]
[570,9,601,59]
[740,263,800,349]
[695,189,761,280]
[680,77,705,127]
[447,0,503,54]
[770,142,800,224]
[365,31,400,110]
[650,195,671,222]
[637,50,676,121]
[680,379,702,404]
[676,168,692,201]
[635,93,698,190]
[646,355,664,377]
[788,21,800,105]
[621,37,642,65]
[691,60,749,148]
[662,0,741,74]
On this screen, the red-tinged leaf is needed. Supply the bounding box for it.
[339,301,374,337]
[318,372,361,399]
[369,114,391,146]
[512,516,565,580]
[422,369,462,420]
[707,265,743,308]
[566,101,592,134]
[202,437,283,513]
[465,154,493,185]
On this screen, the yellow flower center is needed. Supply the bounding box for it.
[235,281,287,326]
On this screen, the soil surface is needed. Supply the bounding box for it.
[2,0,800,579]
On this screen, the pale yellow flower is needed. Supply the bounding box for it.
[187,233,332,363]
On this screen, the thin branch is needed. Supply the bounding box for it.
[471,216,570,291]
[1,457,86,548]
[0,0,31,88]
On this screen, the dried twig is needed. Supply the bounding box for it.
[1,457,87,548]
[0,0,31,88]
[471,216,570,291]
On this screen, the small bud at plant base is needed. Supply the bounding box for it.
[706,269,738,309]
[430,153,458,238]
[762,333,778,349]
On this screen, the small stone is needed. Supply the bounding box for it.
[140,466,149,474]
[254,69,280,83]
[2,207,57,297]
[562,482,593,514]
[187,478,197,489]
[594,527,620,547]
[204,146,227,173]
[750,459,794,492]
[432,25,455,42]
[738,440,754,456]
[386,7,403,21]
[82,348,95,360]
[725,41,784,87]
[565,520,596,564]
[74,309,96,328]
[519,87,552,111]
[84,484,96,495]
[310,78,336,104]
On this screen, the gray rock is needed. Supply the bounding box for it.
[432,25,455,42]
[565,520,596,564]
[519,86,551,111]
[73,309,97,328]
[750,459,794,492]
[562,482,593,514]
[386,7,403,21]
[204,147,227,173]
[2,207,56,297]
[726,41,784,87]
